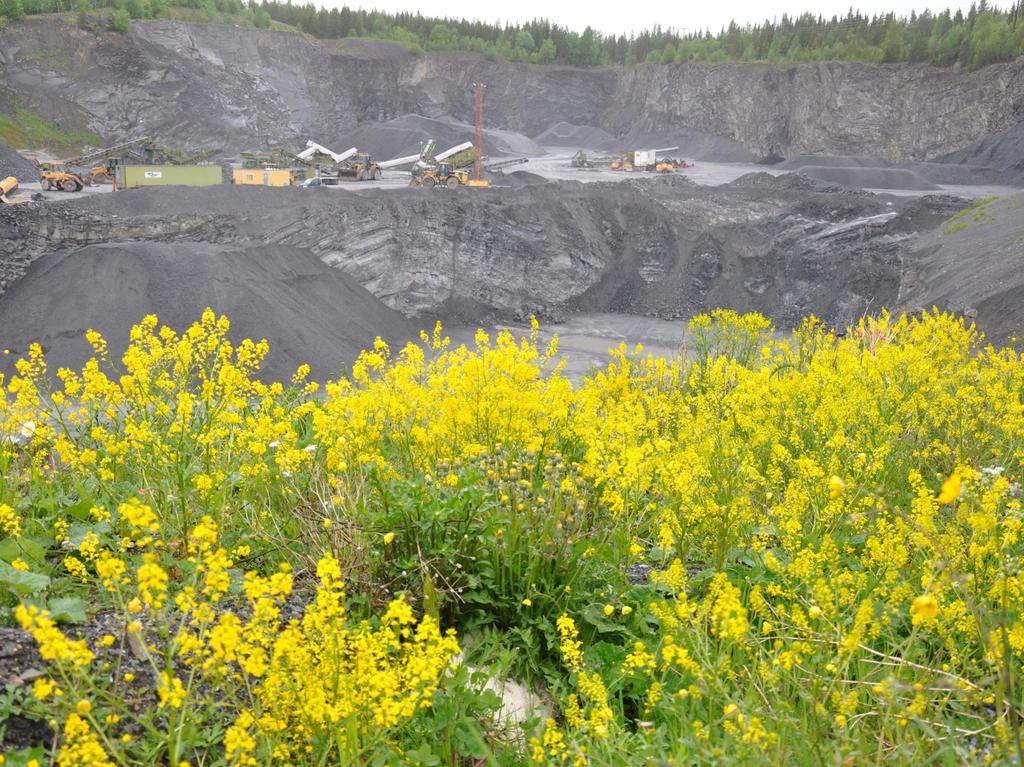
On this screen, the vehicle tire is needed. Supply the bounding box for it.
[357,170,366,181]
[372,167,381,180]
[41,179,51,191]
[93,173,109,185]
[422,176,436,188]
[62,178,81,192]
[447,177,460,188]
[409,177,422,187]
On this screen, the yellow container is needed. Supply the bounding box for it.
[233,168,294,187]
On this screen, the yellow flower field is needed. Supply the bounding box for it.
[0,308,1021,765]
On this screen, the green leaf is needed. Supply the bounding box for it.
[0,537,46,566]
[62,498,93,522]
[0,561,50,596]
[47,597,87,624]
[403,748,441,766]
[581,603,629,636]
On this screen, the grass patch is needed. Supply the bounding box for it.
[18,47,73,71]
[0,92,100,151]
[942,194,1000,233]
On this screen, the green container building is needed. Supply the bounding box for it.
[117,165,222,189]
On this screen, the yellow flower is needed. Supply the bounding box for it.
[522,598,532,607]
[603,604,615,617]
[0,504,22,538]
[32,678,56,700]
[76,699,93,715]
[936,470,962,504]
[100,634,115,647]
[383,531,396,545]
[828,475,846,499]
[910,594,940,625]
[620,605,633,616]
[10,558,29,571]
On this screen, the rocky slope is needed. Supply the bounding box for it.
[1,18,1022,162]
[0,178,967,334]
[897,195,1024,341]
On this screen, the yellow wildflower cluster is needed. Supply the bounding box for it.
[3,308,1024,765]
[12,517,460,765]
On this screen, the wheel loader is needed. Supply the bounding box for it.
[335,153,381,181]
[39,166,85,192]
[409,162,469,188]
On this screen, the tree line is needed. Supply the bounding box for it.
[1,0,1022,71]
[252,0,1024,70]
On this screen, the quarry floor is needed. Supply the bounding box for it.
[17,152,1021,204]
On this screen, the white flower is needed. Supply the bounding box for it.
[20,421,36,439]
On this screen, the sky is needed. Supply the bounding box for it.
[317,0,1012,35]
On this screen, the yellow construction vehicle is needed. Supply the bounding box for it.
[655,161,674,173]
[39,167,85,192]
[409,162,470,188]
[336,152,381,181]
[88,163,115,185]
[610,154,634,172]
[1,177,34,205]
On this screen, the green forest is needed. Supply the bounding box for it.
[255,0,1024,70]
[1,0,1022,70]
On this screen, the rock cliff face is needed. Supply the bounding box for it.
[0,178,966,332]
[0,18,1022,161]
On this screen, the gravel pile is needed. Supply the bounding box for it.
[939,120,1024,186]
[796,165,938,191]
[332,114,542,162]
[533,122,620,152]
[490,170,547,187]
[0,139,37,180]
[0,241,413,382]
[779,154,891,170]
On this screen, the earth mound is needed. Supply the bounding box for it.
[0,241,413,382]
[938,120,1024,186]
[796,165,939,191]
[332,115,542,162]
[533,122,620,152]
[899,162,1008,186]
[779,154,892,170]
[0,139,37,180]
[490,170,547,187]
